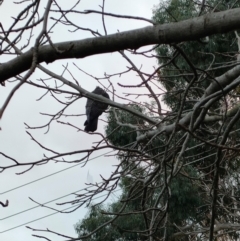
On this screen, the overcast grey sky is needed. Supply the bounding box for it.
[0,0,160,240]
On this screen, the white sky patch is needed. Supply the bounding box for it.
[0,0,160,240]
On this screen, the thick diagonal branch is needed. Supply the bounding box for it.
[0,8,240,84]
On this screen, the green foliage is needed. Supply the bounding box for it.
[75,205,112,240]
[168,167,204,224]
[75,167,205,240]
[105,105,144,147]
[153,0,197,24]
[153,0,239,110]
[75,177,147,241]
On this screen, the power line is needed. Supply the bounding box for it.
[0,145,131,220]
[0,189,120,234]
[0,142,133,232]
[0,203,80,234]
[0,178,111,221]
[0,187,85,221]
[0,163,81,195]
[0,139,137,196]
[0,148,118,195]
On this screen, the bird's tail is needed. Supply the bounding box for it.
[84,117,98,132]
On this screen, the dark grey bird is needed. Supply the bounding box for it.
[84,86,109,132]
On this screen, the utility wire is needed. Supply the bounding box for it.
[0,144,134,220]
[0,203,81,234]
[0,187,87,221]
[0,140,136,195]
[0,189,120,234]
[0,148,119,195]
[0,163,81,195]
[0,142,134,231]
